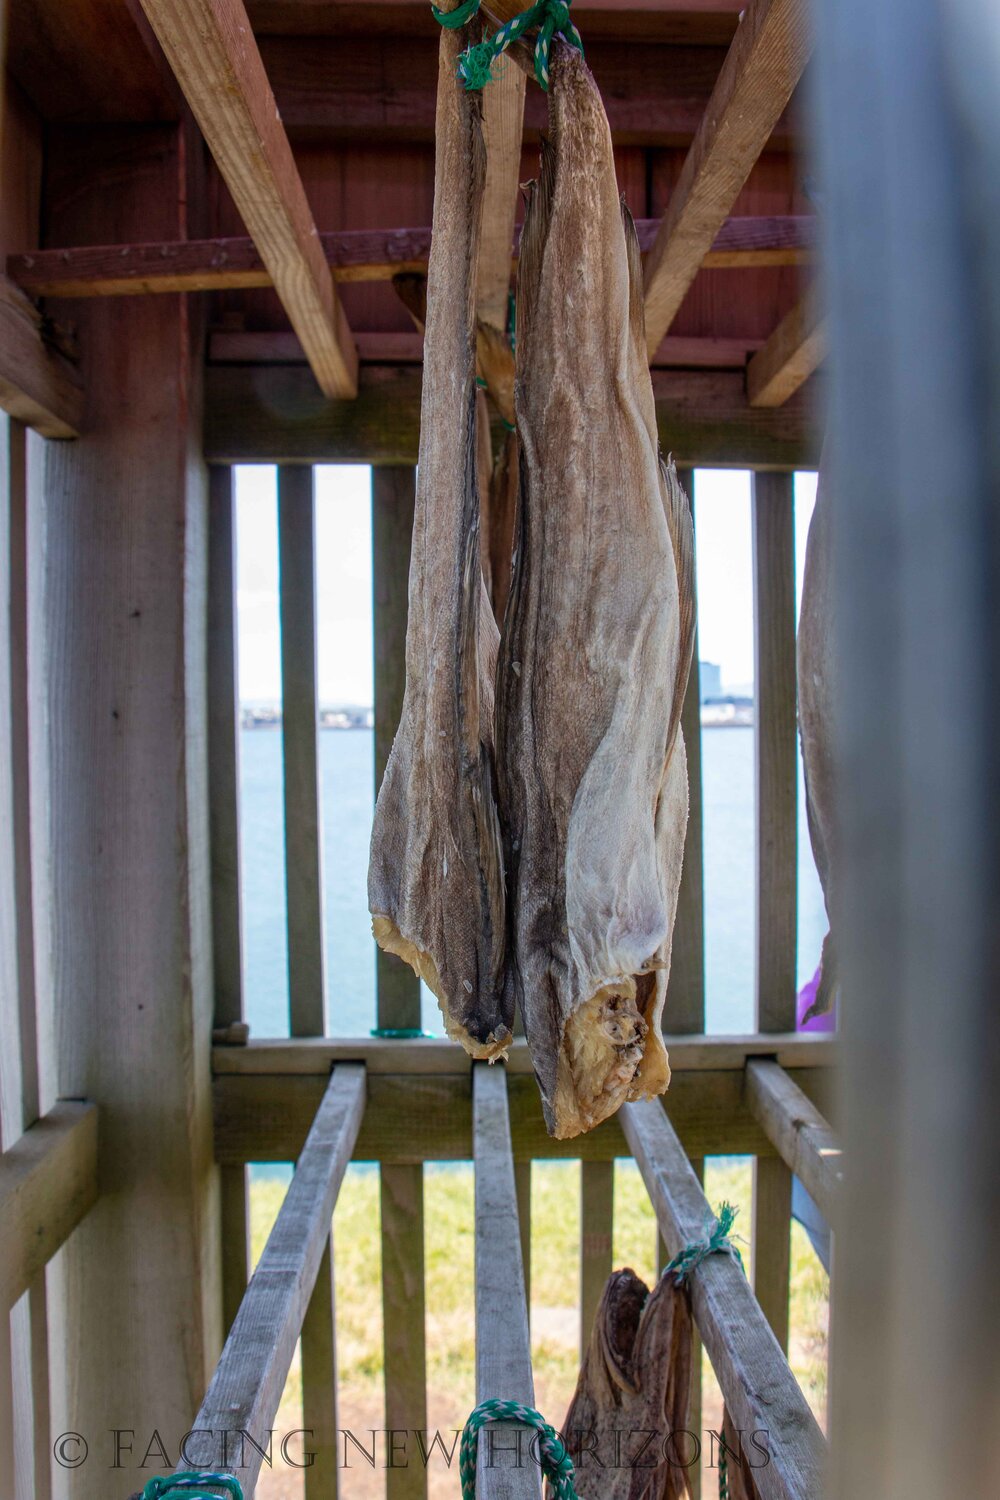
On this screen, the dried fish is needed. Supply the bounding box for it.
[563,1268,693,1500]
[496,46,694,1138]
[368,27,510,1057]
[797,461,837,1018]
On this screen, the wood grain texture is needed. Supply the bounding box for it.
[136,0,358,397]
[279,466,328,1036]
[372,467,421,1031]
[514,1161,531,1310]
[381,1164,428,1500]
[643,0,813,352]
[208,465,244,1029]
[752,472,797,1030]
[478,63,525,332]
[176,1066,364,1490]
[0,1102,98,1311]
[9,216,816,299]
[580,1162,613,1358]
[747,287,826,407]
[0,276,82,438]
[621,1100,826,1499]
[473,1065,539,1500]
[751,1156,791,1350]
[302,1236,339,1500]
[220,1164,251,1336]
[205,364,819,468]
[745,1059,841,1223]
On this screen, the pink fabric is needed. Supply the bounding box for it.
[797,963,837,1032]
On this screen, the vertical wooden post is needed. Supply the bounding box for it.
[372,467,428,1500]
[514,1162,531,1312]
[208,464,251,1335]
[41,123,221,1477]
[815,3,1000,1496]
[580,1162,613,1357]
[750,470,796,1352]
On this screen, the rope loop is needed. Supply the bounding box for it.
[460,1399,580,1500]
[663,1201,745,1286]
[141,1476,243,1500]
[430,0,584,93]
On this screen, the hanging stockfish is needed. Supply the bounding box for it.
[562,1268,693,1500]
[368,23,510,1057]
[496,45,694,1138]
[797,459,838,1019]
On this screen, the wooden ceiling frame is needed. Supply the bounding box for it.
[747,284,826,407]
[136,0,359,399]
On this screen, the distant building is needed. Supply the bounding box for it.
[699,660,723,703]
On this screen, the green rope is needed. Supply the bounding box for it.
[663,1202,744,1285]
[431,0,584,93]
[141,1476,243,1500]
[718,1444,730,1500]
[370,1026,435,1038]
[460,1399,579,1500]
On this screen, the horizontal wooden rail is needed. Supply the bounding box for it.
[0,1102,98,1310]
[213,1033,835,1076]
[473,1064,540,1500]
[745,1058,842,1221]
[0,276,83,439]
[173,1065,364,1492]
[8,216,816,300]
[747,287,827,407]
[621,1100,826,1500]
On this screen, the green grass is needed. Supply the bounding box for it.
[249,1153,828,1443]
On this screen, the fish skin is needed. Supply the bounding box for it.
[368,26,510,1057]
[496,45,692,1138]
[562,1268,693,1500]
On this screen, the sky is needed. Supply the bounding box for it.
[234,464,818,705]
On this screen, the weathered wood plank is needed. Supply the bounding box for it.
[473,1064,539,1500]
[136,0,358,397]
[0,276,82,438]
[208,464,244,1030]
[302,1236,339,1500]
[8,216,816,298]
[514,1162,531,1310]
[220,1164,251,1336]
[381,1164,428,1500]
[621,1100,826,1499]
[643,0,813,353]
[175,1066,365,1491]
[205,364,820,469]
[580,1162,613,1358]
[747,287,826,407]
[746,1059,841,1223]
[279,466,327,1036]
[0,1103,98,1311]
[751,1156,791,1350]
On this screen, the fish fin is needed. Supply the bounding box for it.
[515,136,556,374]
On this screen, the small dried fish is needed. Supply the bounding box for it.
[496,46,694,1138]
[368,26,510,1057]
[563,1268,693,1500]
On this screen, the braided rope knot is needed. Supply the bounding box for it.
[431,0,584,93]
[663,1201,745,1286]
[141,1476,243,1500]
[460,1399,581,1500]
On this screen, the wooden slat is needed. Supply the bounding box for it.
[473,1064,539,1500]
[7,216,817,299]
[621,1100,826,1500]
[657,1155,704,1500]
[278,466,327,1036]
[747,288,826,407]
[746,1059,841,1223]
[372,468,421,1030]
[220,1164,251,1336]
[205,365,820,469]
[580,1162,613,1358]
[642,0,813,354]
[0,1103,98,1311]
[514,1162,531,1310]
[136,0,358,398]
[0,276,82,439]
[302,1237,339,1500]
[381,1164,428,1500]
[752,1156,791,1350]
[174,1066,364,1491]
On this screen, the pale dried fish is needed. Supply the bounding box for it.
[368,26,510,1057]
[496,46,693,1138]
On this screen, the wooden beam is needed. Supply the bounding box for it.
[642,0,813,354]
[204,364,820,469]
[747,287,826,407]
[621,1100,826,1499]
[580,1162,613,1357]
[135,0,358,398]
[173,1066,364,1489]
[0,276,82,438]
[8,216,816,299]
[381,1164,428,1500]
[0,1103,98,1311]
[302,1237,339,1500]
[473,1065,539,1500]
[745,1059,841,1223]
